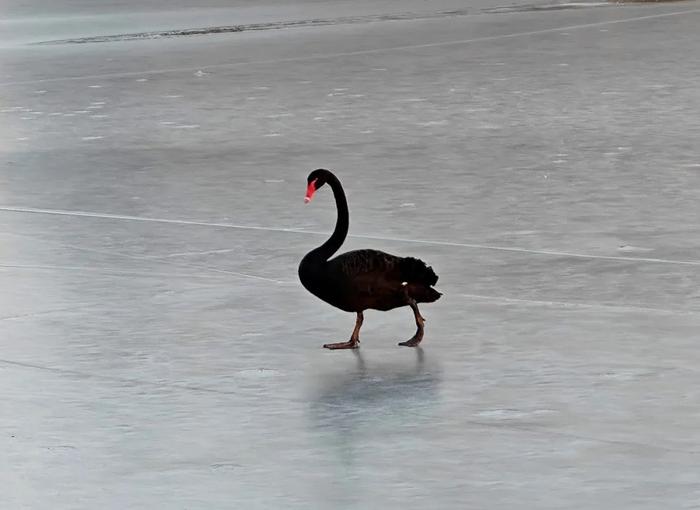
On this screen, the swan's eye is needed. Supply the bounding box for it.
[304,178,318,203]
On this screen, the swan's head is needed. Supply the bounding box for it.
[304,168,330,203]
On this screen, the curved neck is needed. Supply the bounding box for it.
[311,173,349,261]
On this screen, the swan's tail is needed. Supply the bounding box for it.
[413,286,442,303]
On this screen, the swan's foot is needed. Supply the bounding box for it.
[323,339,359,350]
[398,329,423,347]
[324,312,363,350]
[399,299,425,347]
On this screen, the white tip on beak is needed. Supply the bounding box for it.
[304,197,311,203]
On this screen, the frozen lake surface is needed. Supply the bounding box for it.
[2,1,700,508]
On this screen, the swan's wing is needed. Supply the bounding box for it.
[331,249,438,286]
[328,250,441,307]
[330,249,399,278]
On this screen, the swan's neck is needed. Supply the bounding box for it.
[309,174,348,261]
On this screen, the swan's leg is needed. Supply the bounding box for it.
[324,311,363,350]
[399,300,425,347]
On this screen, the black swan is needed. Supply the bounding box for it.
[298,168,441,350]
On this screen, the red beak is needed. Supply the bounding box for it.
[304,179,317,203]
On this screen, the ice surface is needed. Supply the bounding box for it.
[2,1,700,509]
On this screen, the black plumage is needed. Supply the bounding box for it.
[298,169,441,349]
